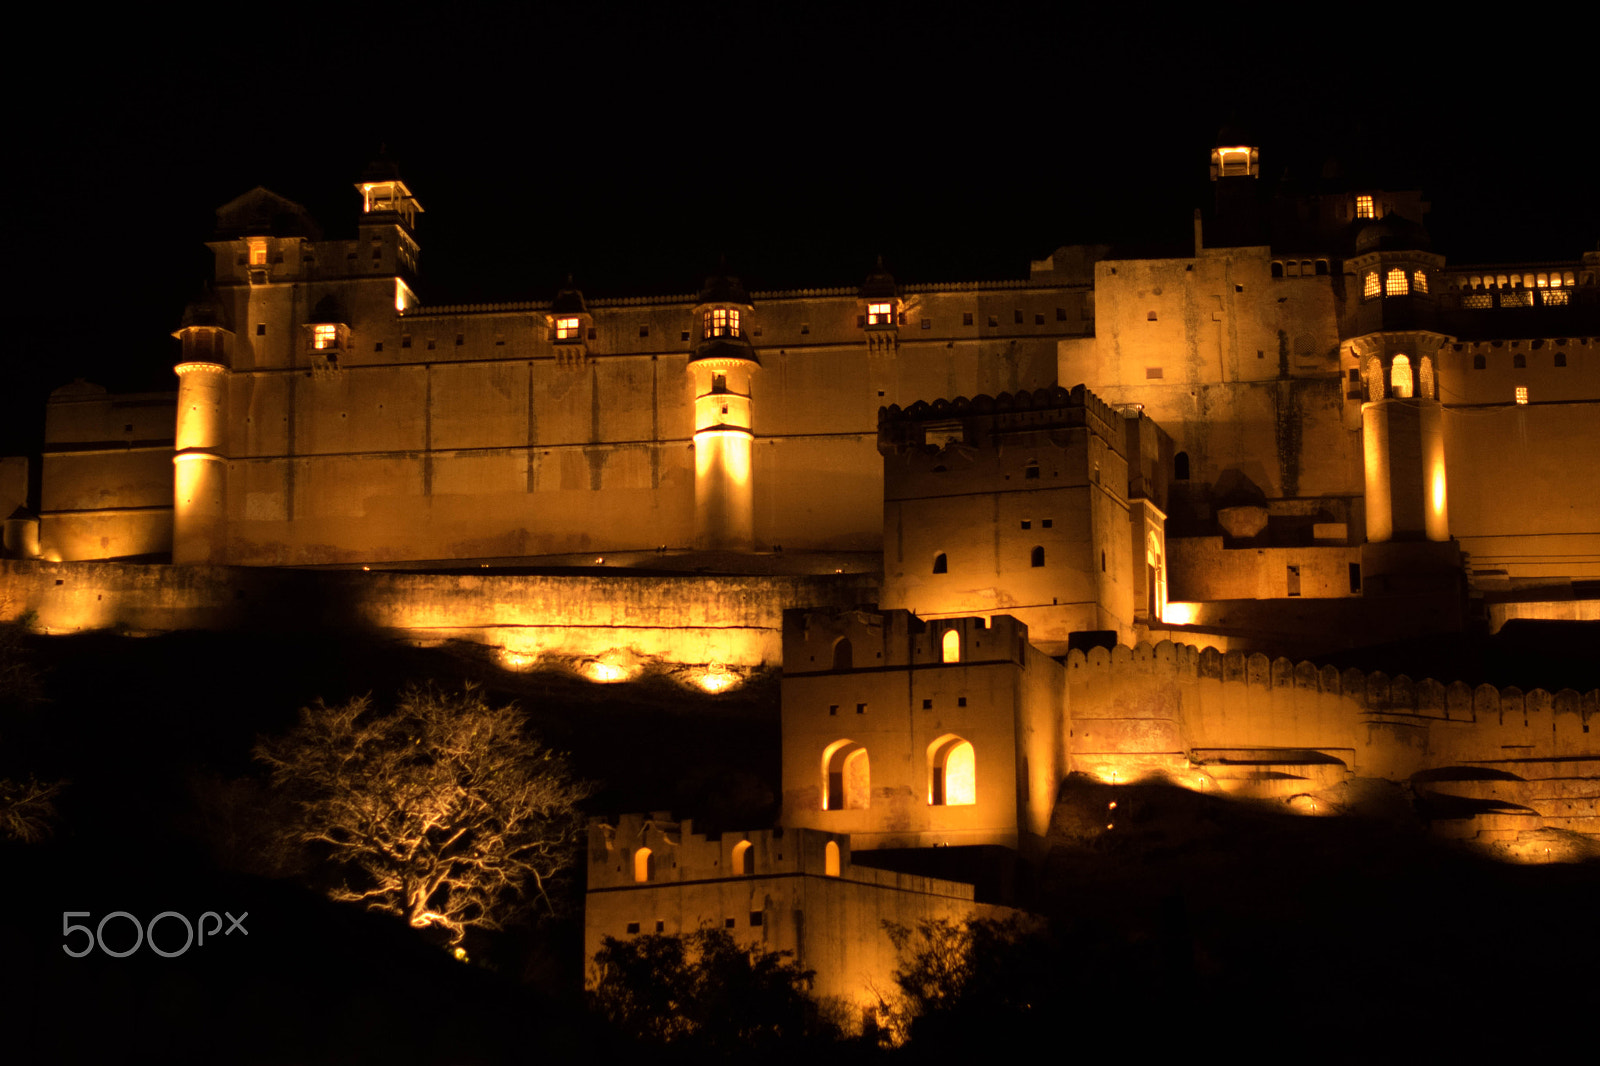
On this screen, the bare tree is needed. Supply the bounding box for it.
[0,773,64,843]
[255,683,593,946]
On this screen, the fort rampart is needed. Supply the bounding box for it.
[0,560,878,670]
[1064,640,1600,837]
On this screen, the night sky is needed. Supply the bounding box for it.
[2,8,1594,460]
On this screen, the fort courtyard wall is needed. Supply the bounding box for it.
[0,560,876,672]
[584,814,1012,1012]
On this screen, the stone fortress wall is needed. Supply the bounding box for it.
[1065,639,1600,851]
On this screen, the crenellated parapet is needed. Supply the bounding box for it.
[1064,640,1600,779]
[877,385,1124,457]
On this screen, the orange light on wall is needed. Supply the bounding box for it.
[1162,601,1200,626]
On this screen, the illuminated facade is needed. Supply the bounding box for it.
[7,139,1599,1008]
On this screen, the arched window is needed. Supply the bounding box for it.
[822,740,870,810]
[1174,451,1190,480]
[1365,356,1385,401]
[1271,261,1283,278]
[1419,356,1435,399]
[824,841,840,877]
[1413,270,1429,294]
[831,637,852,671]
[1030,546,1045,568]
[1364,272,1380,299]
[941,629,960,664]
[932,553,948,574]
[633,847,653,883]
[1391,354,1413,399]
[731,839,753,875]
[1386,269,1409,296]
[928,735,976,806]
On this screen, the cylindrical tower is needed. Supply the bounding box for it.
[690,271,759,552]
[172,296,231,564]
[1346,217,1461,601]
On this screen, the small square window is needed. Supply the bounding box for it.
[587,327,597,340]
[1021,520,1031,529]
[988,315,999,327]
[801,323,810,334]
[626,922,640,934]
[680,330,691,341]
[724,917,736,929]
[957,697,967,707]
[401,336,412,349]
[1555,352,1567,367]
[1056,307,1066,321]
[655,920,665,933]
[829,704,838,716]
[426,339,436,350]
[921,318,931,329]
[856,703,866,714]
[374,342,383,351]
[857,313,867,328]
[1473,354,1486,370]
[750,911,764,927]
[639,325,650,338]
[1146,367,1163,379]
[1042,519,1052,528]
[455,334,464,346]
[256,324,266,336]
[1013,310,1023,324]
[963,312,974,326]
[922,698,933,709]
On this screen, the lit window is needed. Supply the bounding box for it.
[633,847,653,882]
[1413,270,1429,294]
[929,735,975,806]
[867,302,894,326]
[248,238,268,266]
[941,629,959,664]
[1356,194,1375,219]
[1515,387,1529,405]
[555,317,580,341]
[1386,269,1409,296]
[704,308,740,338]
[312,324,339,350]
[1364,272,1380,299]
[1390,354,1413,398]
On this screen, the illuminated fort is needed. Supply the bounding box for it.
[4,135,1599,1003]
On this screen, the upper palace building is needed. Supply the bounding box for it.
[23,136,1600,655]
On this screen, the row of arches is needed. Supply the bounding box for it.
[631,838,843,882]
[821,735,975,810]
[1362,353,1436,401]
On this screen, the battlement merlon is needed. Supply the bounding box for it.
[782,607,1029,675]
[586,813,977,898]
[877,385,1126,458]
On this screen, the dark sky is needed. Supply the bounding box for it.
[1,6,1594,458]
